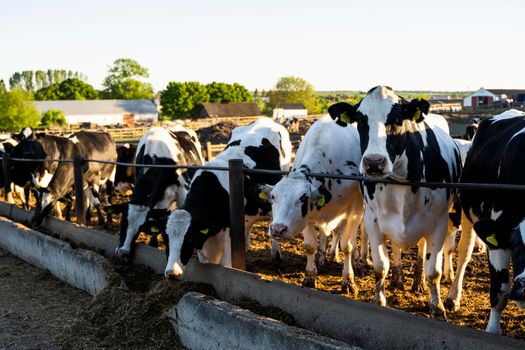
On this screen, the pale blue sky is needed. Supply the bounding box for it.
[1,0,523,92]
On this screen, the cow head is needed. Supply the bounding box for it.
[164,209,221,280]
[328,86,430,178]
[31,188,54,225]
[510,224,525,308]
[260,172,329,241]
[11,139,48,187]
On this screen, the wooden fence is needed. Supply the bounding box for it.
[36,115,322,142]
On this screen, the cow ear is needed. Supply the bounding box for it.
[252,184,274,203]
[328,102,356,126]
[403,99,430,123]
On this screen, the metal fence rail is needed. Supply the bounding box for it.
[3,155,525,269]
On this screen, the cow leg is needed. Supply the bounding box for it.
[360,223,372,268]
[366,212,389,306]
[446,214,476,312]
[340,214,360,295]
[442,231,456,284]
[474,236,487,254]
[316,224,328,269]
[219,228,232,267]
[329,228,341,263]
[390,242,404,291]
[485,248,511,334]
[270,239,282,265]
[425,233,447,320]
[23,184,31,210]
[412,239,427,294]
[302,223,318,288]
[55,202,63,220]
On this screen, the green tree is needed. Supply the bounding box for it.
[0,80,5,93]
[35,70,47,90]
[47,69,54,85]
[22,71,34,91]
[35,78,98,100]
[268,76,320,113]
[102,58,154,99]
[0,88,41,130]
[206,82,252,103]
[40,109,67,128]
[9,72,23,90]
[160,81,209,119]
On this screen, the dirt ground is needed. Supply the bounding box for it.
[0,248,97,349]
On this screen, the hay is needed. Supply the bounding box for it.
[56,259,216,349]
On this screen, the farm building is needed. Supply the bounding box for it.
[35,99,159,126]
[197,102,260,118]
[463,88,525,108]
[272,103,308,122]
[428,99,462,113]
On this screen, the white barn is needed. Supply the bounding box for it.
[272,103,308,122]
[462,88,499,108]
[35,99,159,126]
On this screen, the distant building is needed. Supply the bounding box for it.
[35,99,158,126]
[463,88,525,108]
[197,102,260,118]
[272,103,308,122]
[429,99,463,113]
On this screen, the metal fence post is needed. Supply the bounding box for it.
[73,156,86,225]
[229,159,245,270]
[2,153,10,201]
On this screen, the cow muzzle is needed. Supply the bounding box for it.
[165,270,183,281]
[510,278,525,308]
[269,223,288,240]
[362,155,387,176]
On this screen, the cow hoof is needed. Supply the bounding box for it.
[341,281,358,296]
[444,298,460,312]
[302,277,316,288]
[374,295,387,307]
[115,247,130,259]
[430,305,447,321]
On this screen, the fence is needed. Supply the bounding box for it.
[3,154,525,271]
[35,115,323,142]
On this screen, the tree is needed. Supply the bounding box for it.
[267,76,320,113]
[102,58,154,99]
[0,88,41,130]
[0,80,5,93]
[160,82,209,119]
[22,71,34,91]
[35,70,47,90]
[35,78,98,100]
[9,72,22,90]
[40,109,67,128]
[47,69,54,85]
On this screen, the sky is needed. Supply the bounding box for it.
[1,0,524,92]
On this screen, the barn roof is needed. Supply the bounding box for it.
[486,89,525,96]
[34,99,158,115]
[275,103,306,109]
[199,102,260,118]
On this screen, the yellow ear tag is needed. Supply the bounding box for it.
[259,191,268,200]
[200,228,209,235]
[486,234,498,247]
[340,111,351,124]
[413,108,421,121]
[316,194,326,208]
[151,226,159,233]
[125,189,133,196]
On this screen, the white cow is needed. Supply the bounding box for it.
[260,115,364,293]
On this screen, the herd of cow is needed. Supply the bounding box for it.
[0,85,524,335]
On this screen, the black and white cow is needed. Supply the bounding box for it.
[0,136,25,205]
[260,115,364,292]
[464,118,480,140]
[31,131,117,225]
[459,109,525,333]
[115,126,205,258]
[164,117,292,279]
[10,129,68,210]
[328,86,463,319]
[114,143,137,194]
